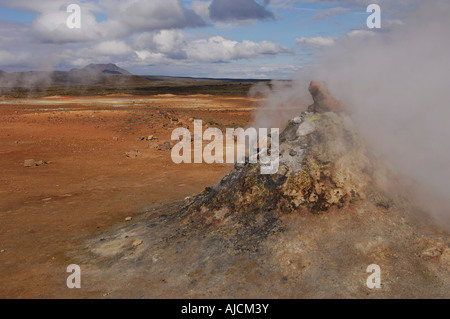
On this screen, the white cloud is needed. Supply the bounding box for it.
[32,8,103,43]
[191,0,212,20]
[296,36,336,47]
[106,0,205,34]
[131,31,286,64]
[346,29,376,38]
[185,36,286,62]
[132,30,187,60]
[296,29,376,49]
[92,41,133,56]
[153,30,185,54]
[134,50,170,64]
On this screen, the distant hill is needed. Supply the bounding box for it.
[67,63,132,85]
[0,64,133,88]
[69,63,132,77]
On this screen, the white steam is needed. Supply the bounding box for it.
[254,1,450,225]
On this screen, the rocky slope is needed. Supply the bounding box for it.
[73,82,450,298]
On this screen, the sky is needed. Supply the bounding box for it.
[0,0,417,79]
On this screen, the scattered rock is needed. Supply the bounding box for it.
[292,117,303,124]
[157,142,172,151]
[125,217,133,222]
[113,137,119,141]
[421,248,443,260]
[125,150,141,158]
[132,240,143,248]
[147,135,154,141]
[24,159,48,167]
[24,159,36,167]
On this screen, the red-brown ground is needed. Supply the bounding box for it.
[0,94,257,298]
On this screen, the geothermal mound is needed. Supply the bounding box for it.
[75,83,450,298]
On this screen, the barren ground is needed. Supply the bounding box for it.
[0,94,258,298]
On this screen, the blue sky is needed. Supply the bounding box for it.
[0,0,415,78]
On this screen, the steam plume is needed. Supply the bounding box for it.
[254,1,450,225]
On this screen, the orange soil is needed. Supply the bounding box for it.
[0,95,257,298]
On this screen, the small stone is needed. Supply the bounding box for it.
[24,159,36,167]
[113,137,119,141]
[292,117,303,124]
[157,142,172,151]
[125,150,141,158]
[0,249,5,253]
[421,248,442,260]
[147,135,154,141]
[132,240,143,248]
[289,150,298,157]
[125,217,132,221]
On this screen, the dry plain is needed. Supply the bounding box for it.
[0,94,259,298]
